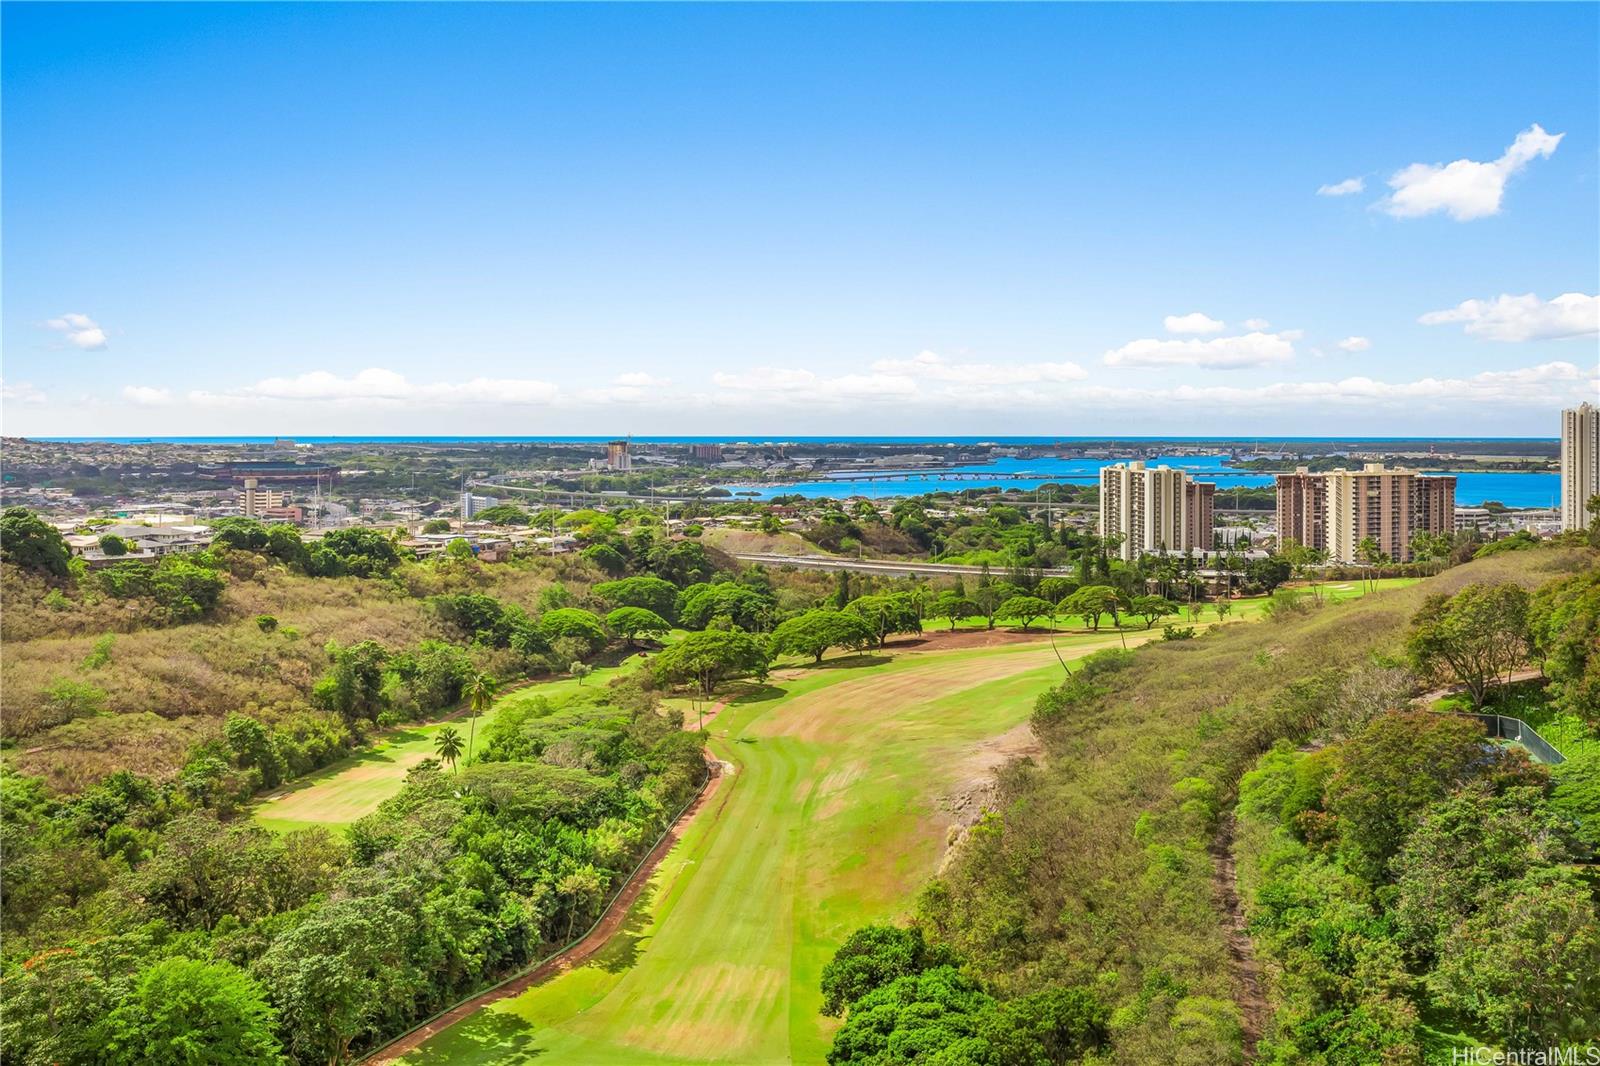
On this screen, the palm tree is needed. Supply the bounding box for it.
[434,725,464,771]
[1356,534,1382,592]
[464,672,499,763]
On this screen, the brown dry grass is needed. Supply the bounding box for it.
[0,556,585,789]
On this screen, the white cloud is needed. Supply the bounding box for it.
[870,350,1086,385]
[1102,330,1297,370]
[1419,292,1599,342]
[1382,124,1564,221]
[0,379,47,405]
[711,367,916,402]
[45,312,109,350]
[1151,361,1592,409]
[1242,318,1271,330]
[1163,312,1226,335]
[184,368,562,408]
[1317,177,1365,197]
[612,372,670,388]
[1336,336,1372,353]
[695,358,1594,416]
[122,385,173,405]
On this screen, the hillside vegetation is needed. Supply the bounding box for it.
[822,546,1598,1064]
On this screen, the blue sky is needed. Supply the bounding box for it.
[3,2,1596,437]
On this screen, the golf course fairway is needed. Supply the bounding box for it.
[395,633,1129,1065]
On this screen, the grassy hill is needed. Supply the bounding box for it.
[914,545,1597,1063]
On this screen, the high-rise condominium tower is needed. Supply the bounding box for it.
[1098,461,1215,560]
[1275,463,1455,563]
[1561,402,1599,532]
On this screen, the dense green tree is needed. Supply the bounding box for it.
[389,640,473,711]
[846,593,922,648]
[210,517,272,552]
[605,606,671,646]
[643,538,714,586]
[253,896,420,1066]
[1406,582,1531,708]
[826,965,994,1065]
[98,533,132,556]
[1245,555,1292,594]
[1430,869,1600,1046]
[820,924,950,1016]
[1527,567,1600,723]
[1129,595,1179,630]
[308,527,404,578]
[472,504,530,526]
[593,575,680,622]
[770,609,876,664]
[225,713,284,788]
[539,607,608,655]
[580,543,627,576]
[931,590,979,631]
[1063,585,1121,631]
[149,557,227,621]
[998,595,1054,630]
[265,524,309,568]
[313,640,391,724]
[103,958,284,1066]
[677,583,775,631]
[1324,711,1501,879]
[653,630,770,697]
[1391,785,1577,960]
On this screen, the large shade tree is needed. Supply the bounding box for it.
[102,958,284,1066]
[846,593,922,648]
[652,630,770,698]
[1406,581,1531,709]
[770,609,876,664]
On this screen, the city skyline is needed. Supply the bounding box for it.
[3,3,1597,437]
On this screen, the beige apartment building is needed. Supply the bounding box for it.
[1561,402,1599,531]
[238,477,289,519]
[1098,461,1215,560]
[1274,463,1456,563]
[1275,469,1325,552]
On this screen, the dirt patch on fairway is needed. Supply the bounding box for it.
[894,628,1055,652]
[942,719,1043,824]
[364,758,729,1065]
[769,648,1061,745]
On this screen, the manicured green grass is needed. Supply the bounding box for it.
[251,654,654,834]
[399,635,1140,1065]
[921,578,1420,632]
[398,577,1422,1064]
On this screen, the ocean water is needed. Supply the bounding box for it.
[23,436,1559,508]
[720,455,1560,508]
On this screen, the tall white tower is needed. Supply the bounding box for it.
[1560,402,1600,531]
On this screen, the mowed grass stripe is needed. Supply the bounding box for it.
[406,638,1107,1064]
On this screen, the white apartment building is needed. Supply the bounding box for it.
[1561,402,1599,532]
[460,491,500,519]
[1098,461,1215,561]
